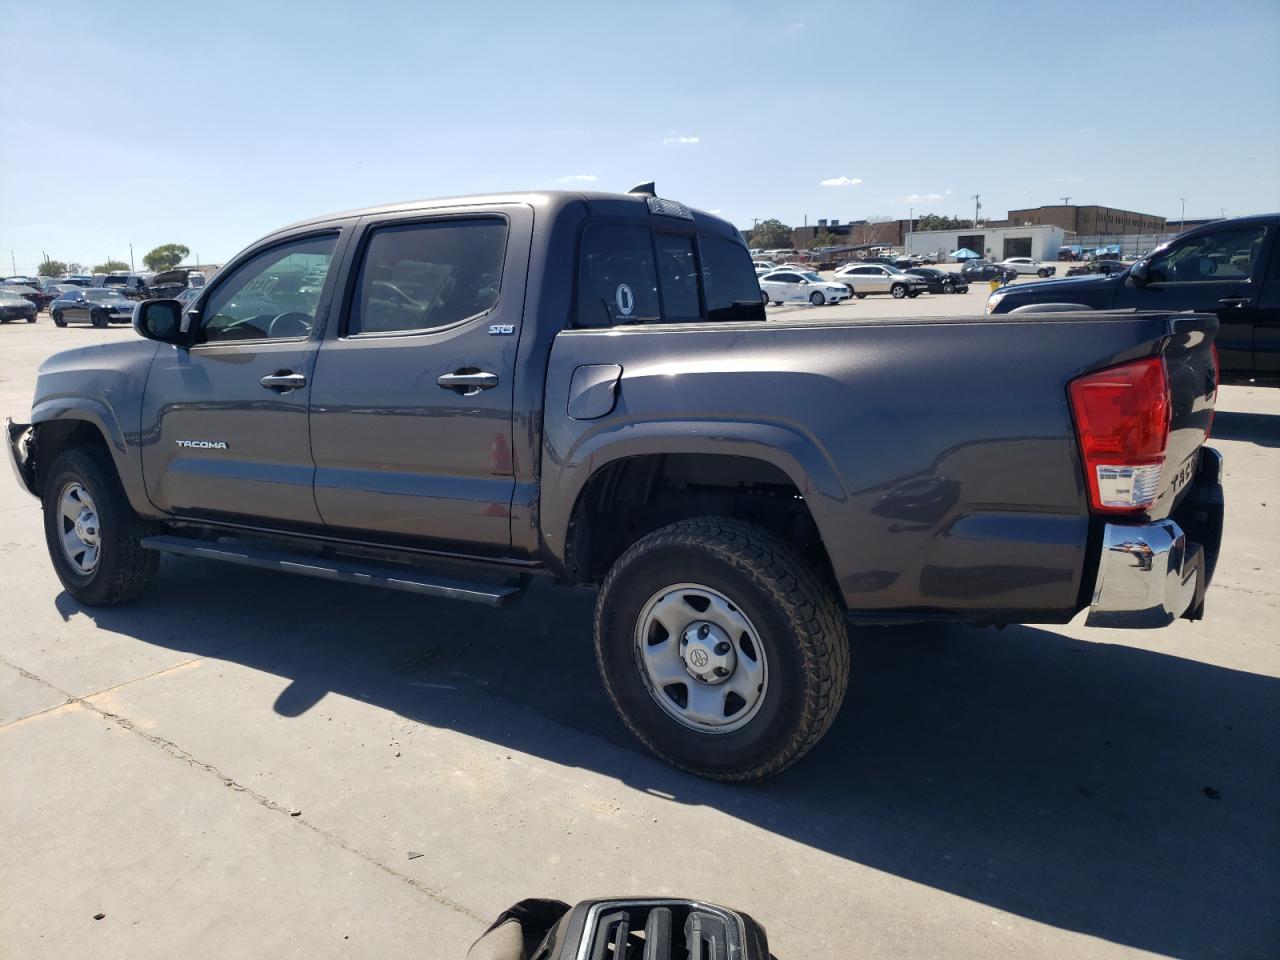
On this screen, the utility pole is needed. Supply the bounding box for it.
[9,250,15,275]
[971,194,982,228]
[1180,198,1187,232]
[907,207,913,251]
[129,243,135,272]
[1061,196,1071,207]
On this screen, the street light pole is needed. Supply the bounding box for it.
[1180,198,1187,232]
[908,207,913,251]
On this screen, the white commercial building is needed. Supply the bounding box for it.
[905,224,1067,262]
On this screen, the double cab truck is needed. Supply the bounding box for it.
[988,213,1280,384]
[6,187,1225,780]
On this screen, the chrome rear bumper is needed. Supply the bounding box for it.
[1086,448,1222,628]
[1087,520,1201,627]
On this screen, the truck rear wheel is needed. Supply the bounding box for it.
[42,448,158,606]
[594,518,849,781]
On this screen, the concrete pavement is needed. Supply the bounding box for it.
[1,319,1276,959]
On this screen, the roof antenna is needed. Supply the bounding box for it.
[627,181,656,197]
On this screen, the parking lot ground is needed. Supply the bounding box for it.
[2,320,1277,959]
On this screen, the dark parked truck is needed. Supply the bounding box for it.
[6,188,1225,780]
[987,213,1280,384]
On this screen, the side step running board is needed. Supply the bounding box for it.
[140,535,526,607]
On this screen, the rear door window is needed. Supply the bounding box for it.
[577,224,660,327]
[349,218,508,335]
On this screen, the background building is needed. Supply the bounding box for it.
[1005,204,1165,235]
[904,224,1066,261]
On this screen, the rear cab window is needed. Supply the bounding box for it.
[575,220,763,327]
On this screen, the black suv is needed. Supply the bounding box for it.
[988,213,1280,383]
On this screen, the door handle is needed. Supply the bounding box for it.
[437,371,499,393]
[1218,297,1251,307]
[259,372,308,392]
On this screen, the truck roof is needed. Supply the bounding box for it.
[277,189,741,241]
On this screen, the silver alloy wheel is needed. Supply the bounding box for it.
[58,482,100,574]
[809,291,825,306]
[634,583,769,734]
[891,284,906,298]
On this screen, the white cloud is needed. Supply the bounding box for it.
[557,173,597,182]
[662,134,700,144]
[820,176,863,187]
[900,192,945,203]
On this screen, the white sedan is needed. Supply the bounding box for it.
[997,257,1056,277]
[758,269,852,306]
[752,260,776,276]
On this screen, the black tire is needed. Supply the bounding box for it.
[26,314,38,323]
[890,284,907,299]
[760,289,770,305]
[1037,268,1050,278]
[907,291,921,298]
[42,447,159,607]
[855,293,867,299]
[52,309,66,326]
[809,291,825,306]
[594,517,850,781]
[90,309,108,328]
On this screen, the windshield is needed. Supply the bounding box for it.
[883,265,907,275]
[800,272,824,282]
[85,289,127,301]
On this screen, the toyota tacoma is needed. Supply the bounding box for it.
[7,186,1224,780]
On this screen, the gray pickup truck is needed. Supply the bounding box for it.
[6,187,1225,780]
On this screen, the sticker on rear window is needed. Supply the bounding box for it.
[615,283,634,317]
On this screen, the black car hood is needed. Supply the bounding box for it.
[1010,273,1122,295]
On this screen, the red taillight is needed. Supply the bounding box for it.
[1069,356,1171,514]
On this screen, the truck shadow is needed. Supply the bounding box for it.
[57,565,1278,960]
[1209,410,1280,448]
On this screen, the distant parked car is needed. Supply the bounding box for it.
[175,287,200,306]
[41,281,82,304]
[904,266,968,294]
[62,275,93,287]
[1,283,48,310]
[998,257,1056,278]
[0,290,38,323]
[1067,259,1127,277]
[832,262,929,299]
[49,287,136,327]
[961,260,1019,283]
[752,261,776,275]
[758,269,853,306]
[101,273,152,300]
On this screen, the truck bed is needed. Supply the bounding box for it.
[540,310,1218,622]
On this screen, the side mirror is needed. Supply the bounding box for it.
[134,299,188,345]
[799,278,809,285]
[1129,261,1149,286]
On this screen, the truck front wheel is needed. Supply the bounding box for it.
[42,448,158,606]
[594,518,849,781]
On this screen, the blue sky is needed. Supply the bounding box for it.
[2,0,1277,273]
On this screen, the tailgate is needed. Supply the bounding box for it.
[1153,313,1219,519]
